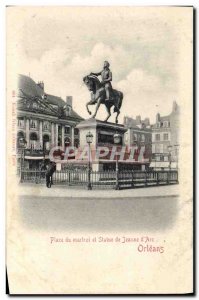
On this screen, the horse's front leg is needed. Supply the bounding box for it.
[86,92,97,115]
[104,105,111,122]
[92,97,101,119]
[115,110,120,124]
[86,101,92,115]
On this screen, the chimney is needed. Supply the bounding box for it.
[172,101,178,112]
[66,96,73,108]
[37,81,44,91]
[156,113,160,123]
[144,118,150,126]
[136,115,141,125]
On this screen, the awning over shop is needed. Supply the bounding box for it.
[150,161,177,169]
[24,156,44,160]
[150,161,169,168]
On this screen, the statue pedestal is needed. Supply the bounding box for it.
[76,118,127,171]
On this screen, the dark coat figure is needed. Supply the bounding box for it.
[46,162,56,188]
[91,61,112,102]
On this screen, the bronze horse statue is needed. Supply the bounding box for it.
[83,75,123,123]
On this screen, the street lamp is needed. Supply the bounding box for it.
[86,131,93,190]
[168,145,172,171]
[114,132,121,190]
[18,137,27,182]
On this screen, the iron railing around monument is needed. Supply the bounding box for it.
[118,170,178,189]
[21,169,46,184]
[20,169,178,189]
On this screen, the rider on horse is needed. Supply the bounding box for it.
[91,61,112,102]
[83,62,123,123]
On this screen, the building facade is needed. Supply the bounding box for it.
[150,101,180,170]
[123,115,152,170]
[17,74,83,170]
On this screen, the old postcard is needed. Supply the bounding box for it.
[6,6,194,294]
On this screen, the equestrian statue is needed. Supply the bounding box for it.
[83,61,123,124]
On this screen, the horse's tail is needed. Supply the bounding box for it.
[114,91,123,112]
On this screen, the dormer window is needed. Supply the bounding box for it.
[32,102,38,109]
[65,106,71,116]
[142,123,146,129]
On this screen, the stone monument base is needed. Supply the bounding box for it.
[76,118,127,171]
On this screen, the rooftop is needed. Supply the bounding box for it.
[123,115,151,130]
[18,74,83,121]
[152,101,180,128]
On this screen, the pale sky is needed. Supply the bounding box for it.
[7,7,192,123]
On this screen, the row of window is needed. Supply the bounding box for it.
[28,140,80,149]
[17,134,79,149]
[18,131,79,143]
[152,143,170,153]
[153,154,169,162]
[154,133,169,141]
[18,118,79,135]
[155,121,170,128]
[132,133,151,143]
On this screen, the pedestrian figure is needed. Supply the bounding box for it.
[46,162,56,188]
